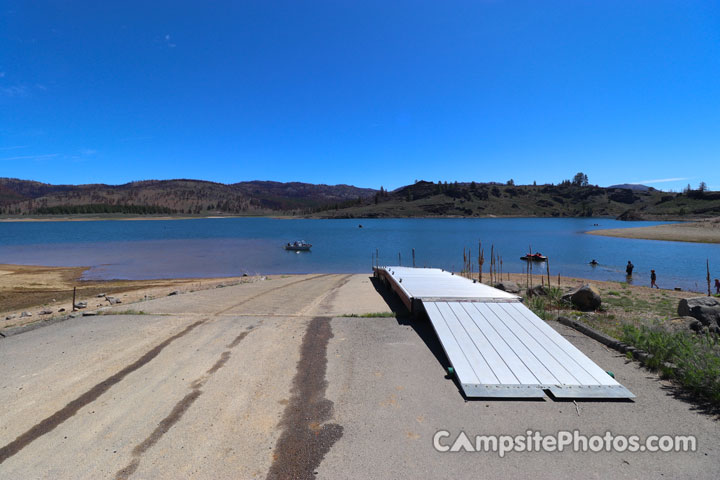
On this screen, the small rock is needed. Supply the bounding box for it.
[83,311,98,316]
[39,310,53,315]
[494,281,521,294]
[168,291,180,296]
[58,308,66,312]
[75,302,87,309]
[105,296,120,305]
[20,311,32,318]
[5,314,17,320]
[97,293,106,298]
[216,284,225,288]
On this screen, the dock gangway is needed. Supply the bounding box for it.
[374,266,634,399]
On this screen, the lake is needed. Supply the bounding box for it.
[1,217,718,291]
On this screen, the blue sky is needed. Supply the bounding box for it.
[1,1,719,191]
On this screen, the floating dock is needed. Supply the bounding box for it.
[374,266,634,399]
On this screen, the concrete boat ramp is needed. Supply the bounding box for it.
[374,266,634,400]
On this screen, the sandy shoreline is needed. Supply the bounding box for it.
[0,264,272,329]
[588,217,720,243]
[2,263,703,332]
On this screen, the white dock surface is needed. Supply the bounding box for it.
[376,267,634,399]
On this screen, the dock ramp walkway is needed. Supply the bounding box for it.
[374,266,634,399]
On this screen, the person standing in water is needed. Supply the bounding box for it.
[715,278,720,294]
[650,269,659,289]
[626,261,634,277]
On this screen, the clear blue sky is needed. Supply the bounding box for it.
[1,1,719,191]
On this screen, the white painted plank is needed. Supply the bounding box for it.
[434,302,501,385]
[423,302,481,387]
[459,303,540,385]
[506,303,618,386]
[446,302,521,385]
[485,303,584,386]
[497,303,605,386]
[471,303,560,385]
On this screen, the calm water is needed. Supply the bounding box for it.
[1,218,718,291]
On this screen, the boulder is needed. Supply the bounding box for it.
[667,316,703,333]
[562,285,601,311]
[527,285,548,297]
[494,281,521,294]
[106,296,121,305]
[75,302,87,309]
[39,310,53,315]
[20,311,32,318]
[677,297,720,326]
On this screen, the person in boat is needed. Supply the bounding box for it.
[590,259,598,266]
[626,261,634,277]
[650,269,659,289]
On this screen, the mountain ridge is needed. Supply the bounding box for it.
[1,177,718,219]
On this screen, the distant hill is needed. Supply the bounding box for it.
[2,178,719,219]
[607,184,652,192]
[313,180,720,219]
[0,178,376,215]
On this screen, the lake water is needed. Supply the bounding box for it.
[1,217,718,291]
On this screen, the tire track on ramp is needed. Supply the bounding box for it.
[0,320,206,464]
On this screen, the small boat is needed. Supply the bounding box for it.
[521,252,547,262]
[284,240,312,251]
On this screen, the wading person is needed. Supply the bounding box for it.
[715,278,720,294]
[650,269,659,289]
[626,261,634,277]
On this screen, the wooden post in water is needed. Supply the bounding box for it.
[469,248,472,278]
[490,245,495,285]
[530,258,533,290]
[708,259,712,296]
[398,252,401,266]
[72,287,76,312]
[412,248,416,268]
[478,247,484,283]
[376,248,379,267]
[463,247,467,277]
[546,259,551,290]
